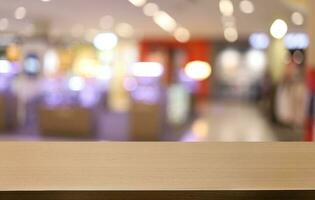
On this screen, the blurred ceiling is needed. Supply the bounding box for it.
[0,0,308,40]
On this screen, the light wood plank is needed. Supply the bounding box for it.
[0,142,315,191]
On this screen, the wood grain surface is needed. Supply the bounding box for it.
[0,142,315,191]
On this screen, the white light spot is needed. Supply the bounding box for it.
[93,32,118,51]
[270,19,288,39]
[15,6,27,20]
[239,0,255,14]
[130,62,164,78]
[185,61,212,81]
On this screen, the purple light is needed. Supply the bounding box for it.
[131,85,161,104]
[0,77,9,91]
[79,87,100,107]
[124,77,138,92]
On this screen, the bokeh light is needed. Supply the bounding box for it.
[174,27,190,43]
[224,27,238,42]
[115,23,134,38]
[14,6,27,20]
[0,60,11,74]
[270,19,288,39]
[153,11,177,33]
[239,0,255,14]
[143,3,159,17]
[68,76,85,91]
[130,62,164,78]
[185,61,212,81]
[249,33,270,49]
[219,0,234,16]
[93,32,118,51]
[291,12,304,26]
[284,32,309,49]
[245,49,267,74]
[128,0,147,7]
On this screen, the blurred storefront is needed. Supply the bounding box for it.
[0,0,313,141]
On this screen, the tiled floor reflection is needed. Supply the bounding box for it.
[182,102,291,142]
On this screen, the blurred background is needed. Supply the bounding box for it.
[0,0,314,142]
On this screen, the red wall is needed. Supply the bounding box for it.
[139,39,212,101]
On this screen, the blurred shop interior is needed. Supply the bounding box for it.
[0,0,314,142]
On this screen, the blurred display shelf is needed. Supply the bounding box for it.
[1,142,315,192]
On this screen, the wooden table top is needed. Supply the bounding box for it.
[0,142,314,191]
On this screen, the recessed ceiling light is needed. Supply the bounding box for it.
[239,0,255,14]
[41,0,51,2]
[143,3,159,17]
[174,27,190,43]
[291,12,304,26]
[219,0,234,17]
[153,11,177,33]
[15,6,27,20]
[128,0,147,7]
[224,27,238,42]
[270,19,288,39]
[115,23,134,38]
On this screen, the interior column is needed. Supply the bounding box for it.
[304,0,315,141]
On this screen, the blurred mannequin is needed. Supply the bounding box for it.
[275,59,306,127]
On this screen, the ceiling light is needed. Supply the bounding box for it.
[153,11,177,33]
[174,27,190,43]
[115,23,134,38]
[270,19,288,39]
[41,0,51,2]
[239,0,255,14]
[128,0,147,7]
[185,61,212,81]
[224,27,238,42]
[143,3,159,16]
[93,32,118,51]
[15,6,27,20]
[0,18,9,31]
[219,0,234,16]
[291,12,304,26]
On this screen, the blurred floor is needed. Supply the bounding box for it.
[0,101,303,142]
[181,101,301,142]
